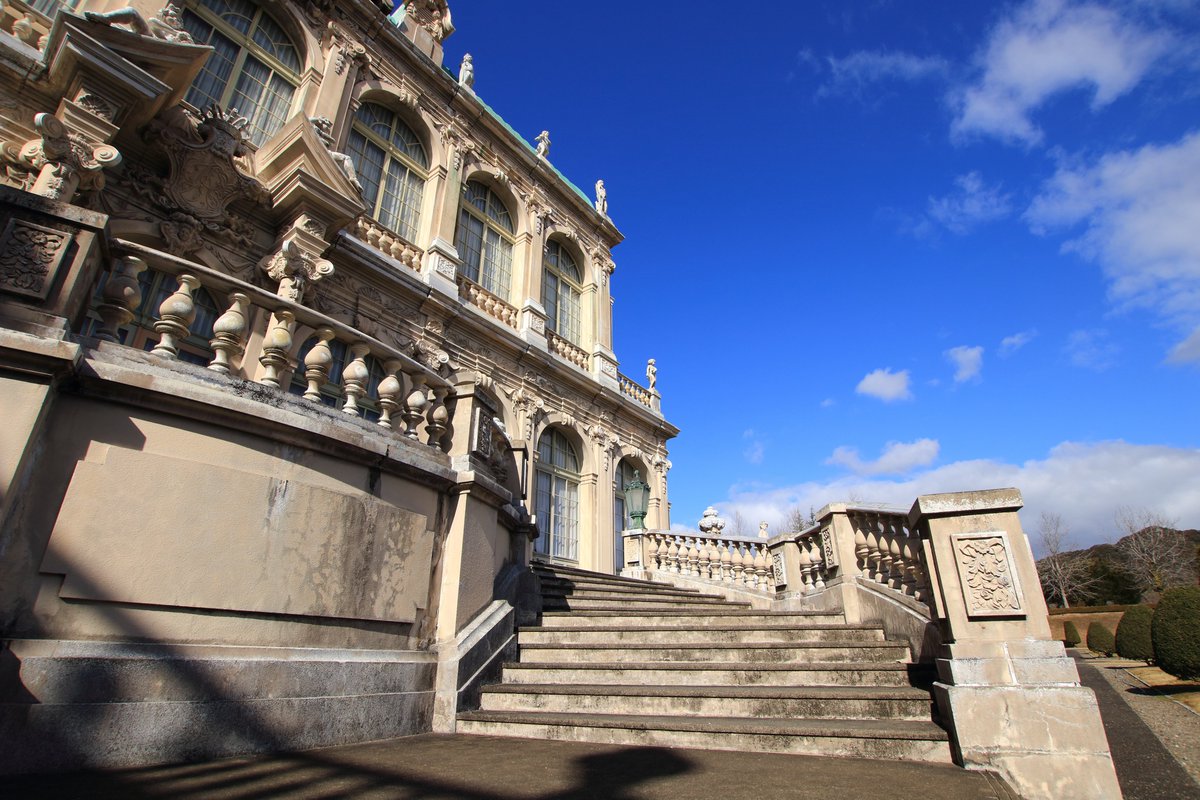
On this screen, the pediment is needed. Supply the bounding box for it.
[254,114,367,232]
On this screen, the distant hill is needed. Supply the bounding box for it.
[1038,527,1200,607]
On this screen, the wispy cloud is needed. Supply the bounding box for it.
[818,50,949,99]
[856,368,913,402]
[742,429,765,464]
[952,0,1172,145]
[827,439,940,476]
[999,329,1038,356]
[1027,130,1200,362]
[1065,329,1120,370]
[945,345,984,382]
[926,173,1013,234]
[714,441,1200,549]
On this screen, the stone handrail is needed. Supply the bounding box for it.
[618,373,653,408]
[627,529,775,592]
[353,217,423,273]
[99,239,453,448]
[0,0,55,49]
[456,274,518,329]
[547,330,588,370]
[846,507,932,604]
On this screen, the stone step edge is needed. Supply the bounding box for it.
[457,710,950,742]
[537,583,715,599]
[480,683,935,700]
[541,592,740,604]
[536,576,706,592]
[503,660,913,672]
[518,642,910,652]
[518,623,883,633]
[539,609,842,617]
[531,565,680,589]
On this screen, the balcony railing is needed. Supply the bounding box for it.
[353,217,423,274]
[456,274,518,329]
[547,330,589,370]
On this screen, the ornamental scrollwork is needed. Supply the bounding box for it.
[953,533,1023,616]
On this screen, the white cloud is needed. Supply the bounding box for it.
[714,441,1200,549]
[820,50,949,98]
[1065,329,1120,370]
[945,345,984,382]
[999,329,1038,356]
[820,398,836,408]
[827,439,941,476]
[856,368,913,402]
[743,429,765,464]
[1027,130,1200,361]
[952,0,1171,144]
[927,173,1013,234]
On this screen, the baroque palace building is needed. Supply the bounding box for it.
[0,0,676,770]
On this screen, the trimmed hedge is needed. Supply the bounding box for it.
[1152,586,1200,680]
[1063,620,1082,647]
[1048,604,1144,615]
[1087,621,1115,656]
[1115,605,1154,662]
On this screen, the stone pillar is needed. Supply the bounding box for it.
[911,489,1121,800]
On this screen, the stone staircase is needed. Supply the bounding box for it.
[457,563,953,762]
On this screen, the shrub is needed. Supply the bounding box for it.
[1087,621,1115,656]
[1152,586,1200,680]
[1115,605,1154,662]
[1063,621,1082,647]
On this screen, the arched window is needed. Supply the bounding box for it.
[454,180,514,299]
[182,0,302,146]
[543,240,582,344]
[612,459,640,572]
[345,103,428,243]
[534,428,580,562]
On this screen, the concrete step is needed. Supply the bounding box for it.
[537,579,717,600]
[540,587,740,604]
[541,597,751,612]
[501,661,920,687]
[537,610,844,628]
[518,641,911,664]
[516,624,887,645]
[478,683,937,721]
[456,710,953,763]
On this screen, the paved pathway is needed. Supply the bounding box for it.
[6,734,1017,800]
[1073,653,1200,800]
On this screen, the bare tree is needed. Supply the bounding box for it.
[1035,511,1096,608]
[1115,506,1192,599]
[782,506,816,532]
[729,510,749,537]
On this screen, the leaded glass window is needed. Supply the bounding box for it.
[182,0,301,146]
[345,103,428,243]
[454,181,514,299]
[543,240,582,345]
[534,428,580,562]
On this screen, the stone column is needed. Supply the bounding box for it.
[912,489,1121,800]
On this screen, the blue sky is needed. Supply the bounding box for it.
[439,0,1200,549]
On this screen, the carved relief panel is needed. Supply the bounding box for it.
[950,531,1025,617]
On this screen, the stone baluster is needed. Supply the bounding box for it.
[887,524,905,591]
[666,535,680,573]
[686,537,700,577]
[645,532,660,570]
[340,343,371,416]
[425,386,450,449]
[808,538,826,591]
[901,534,919,597]
[301,328,335,401]
[96,255,146,342]
[730,542,744,585]
[258,310,295,388]
[854,519,871,579]
[376,359,403,428]
[716,540,730,584]
[151,274,198,359]
[697,538,711,579]
[207,292,250,374]
[753,544,768,589]
[402,374,428,439]
[797,543,812,594]
[866,518,885,583]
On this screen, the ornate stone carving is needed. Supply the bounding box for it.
[458,53,474,89]
[75,92,117,122]
[535,130,550,159]
[0,218,71,300]
[599,359,618,379]
[145,104,269,221]
[83,3,195,43]
[310,117,363,194]
[402,0,454,42]
[772,551,787,587]
[2,113,122,204]
[698,507,726,536]
[951,532,1024,617]
[595,179,607,216]
[259,240,334,302]
[646,358,657,390]
[820,526,839,568]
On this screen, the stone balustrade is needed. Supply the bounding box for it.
[547,330,589,370]
[0,0,54,49]
[785,524,837,595]
[628,529,775,592]
[353,217,423,273]
[98,239,453,449]
[456,274,518,329]
[618,373,653,408]
[847,507,931,603]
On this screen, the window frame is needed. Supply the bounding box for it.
[454,180,517,300]
[345,102,429,244]
[534,427,582,563]
[542,239,584,346]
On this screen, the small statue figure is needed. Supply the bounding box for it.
[309,116,363,194]
[646,358,657,391]
[535,130,550,159]
[759,522,769,539]
[595,179,608,216]
[84,3,194,43]
[458,54,475,89]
